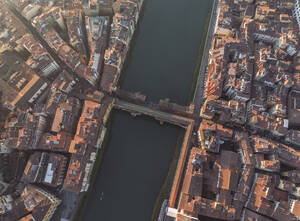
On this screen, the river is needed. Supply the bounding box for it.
[82,111,183,220]
[82,0,213,220]
[121,0,212,105]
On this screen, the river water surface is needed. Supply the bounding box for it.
[82,0,213,220]
[121,0,212,105]
[83,111,182,220]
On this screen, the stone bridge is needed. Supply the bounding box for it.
[114,99,193,128]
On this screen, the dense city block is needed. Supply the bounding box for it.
[0,0,142,220]
[166,0,300,220]
[0,0,300,220]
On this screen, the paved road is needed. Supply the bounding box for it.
[56,190,80,221]
[193,0,219,120]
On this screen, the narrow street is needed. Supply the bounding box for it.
[6,1,80,81]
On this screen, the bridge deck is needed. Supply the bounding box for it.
[114,99,193,128]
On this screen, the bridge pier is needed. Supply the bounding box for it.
[130,112,142,117]
[155,117,165,125]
